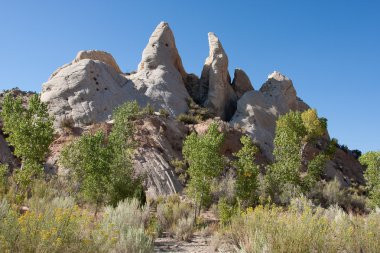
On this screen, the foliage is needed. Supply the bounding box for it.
[155,195,194,239]
[360,151,380,207]
[60,131,113,209]
[1,93,54,164]
[0,196,154,253]
[183,122,225,213]
[59,101,146,211]
[59,116,75,130]
[98,199,153,253]
[175,216,195,241]
[0,197,97,253]
[1,94,54,189]
[0,164,9,195]
[158,108,169,118]
[217,197,238,225]
[233,135,260,207]
[266,109,328,200]
[176,113,201,124]
[227,202,380,253]
[171,159,188,184]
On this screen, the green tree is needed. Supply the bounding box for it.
[359,151,380,207]
[1,94,54,189]
[60,101,146,214]
[183,122,224,216]
[233,135,260,207]
[60,131,113,212]
[266,109,328,199]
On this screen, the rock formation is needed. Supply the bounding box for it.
[199,33,237,120]
[230,71,309,160]
[0,21,364,195]
[130,22,190,116]
[41,57,144,127]
[41,22,191,127]
[232,68,253,98]
[74,50,122,73]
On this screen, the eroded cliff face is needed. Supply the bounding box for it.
[1,22,365,195]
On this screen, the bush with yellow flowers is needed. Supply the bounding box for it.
[225,196,380,253]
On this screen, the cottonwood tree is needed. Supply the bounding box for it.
[233,135,260,207]
[266,109,328,200]
[60,101,146,215]
[360,151,380,208]
[183,122,224,217]
[1,93,54,190]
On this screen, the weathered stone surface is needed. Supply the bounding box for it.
[42,22,191,127]
[74,50,122,73]
[131,22,190,116]
[41,59,147,127]
[230,71,309,159]
[129,115,188,198]
[232,68,253,98]
[200,33,237,120]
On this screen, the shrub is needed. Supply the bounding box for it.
[176,113,200,124]
[210,172,235,203]
[98,199,153,253]
[0,197,97,253]
[156,195,195,240]
[227,203,380,253]
[159,108,170,118]
[141,103,155,115]
[59,115,75,130]
[175,216,195,241]
[360,151,380,208]
[0,164,9,195]
[217,197,238,225]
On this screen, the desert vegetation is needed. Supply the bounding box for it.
[1,94,380,252]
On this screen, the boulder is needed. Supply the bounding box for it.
[232,68,253,98]
[230,71,309,159]
[200,33,237,120]
[130,22,190,117]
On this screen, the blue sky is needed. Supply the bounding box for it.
[0,0,379,152]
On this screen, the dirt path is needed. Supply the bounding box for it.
[154,232,214,253]
[154,232,234,253]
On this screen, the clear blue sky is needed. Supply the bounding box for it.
[0,0,379,153]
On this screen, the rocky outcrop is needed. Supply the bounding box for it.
[232,68,253,98]
[130,22,190,117]
[42,22,191,127]
[200,33,237,120]
[230,71,309,160]
[133,115,188,198]
[41,58,146,127]
[74,50,122,73]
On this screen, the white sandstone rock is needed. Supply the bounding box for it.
[41,59,147,127]
[41,22,191,127]
[232,68,253,98]
[230,71,309,159]
[201,33,237,120]
[131,21,190,116]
